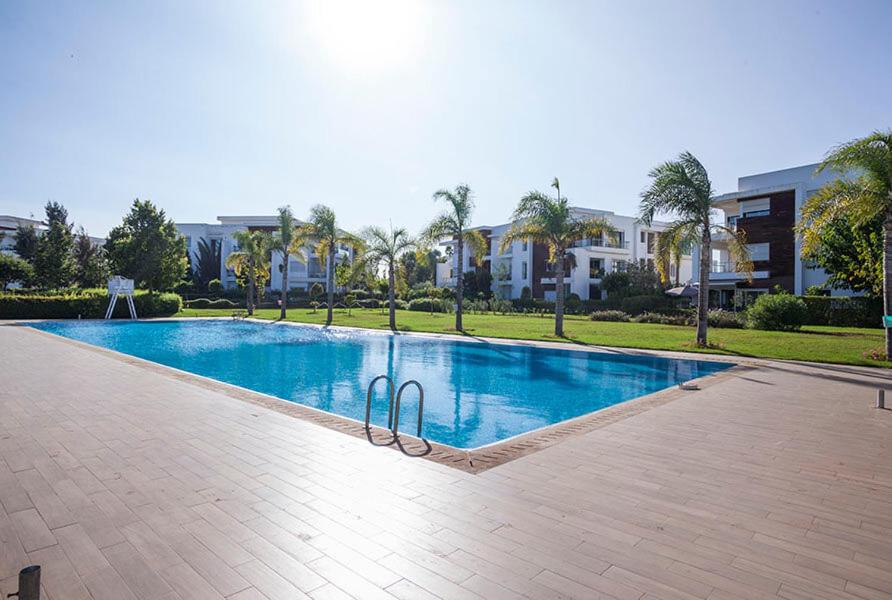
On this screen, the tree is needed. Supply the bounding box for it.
[640,153,751,346]
[105,199,188,290]
[360,225,415,329]
[72,227,109,288]
[500,178,615,336]
[655,227,696,286]
[797,131,892,356]
[0,254,34,290]
[422,184,487,331]
[226,230,270,315]
[34,201,75,289]
[801,212,881,297]
[268,206,297,320]
[292,205,364,325]
[13,224,39,264]
[193,238,222,291]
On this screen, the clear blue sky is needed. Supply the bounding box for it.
[2,0,890,237]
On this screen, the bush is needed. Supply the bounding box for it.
[619,294,672,316]
[590,310,630,322]
[707,309,745,329]
[185,298,238,309]
[0,289,182,319]
[407,298,451,313]
[801,296,883,328]
[489,298,514,314]
[632,312,690,325]
[746,292,808,331]
[357,298,381,309]
[207,279,223,293]
[348,288,370,300]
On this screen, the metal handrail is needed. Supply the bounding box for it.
[365,375,395,431]
[392,380,424,439]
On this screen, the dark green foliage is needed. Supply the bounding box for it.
[105,199,187,290]
[0,254,34,289]
[0,289,182,319]
[309,282,325,299]
[207,279,223,293]
[746,292,808,331]
[72,228,109,288]
[800,296,883,327]
[600,271,630,295]
[407,298,451,313]
[590,310,630,322]
[13,224,39,264]
[34,201,75,289]
[632,312,690,325]
[618,294,672,315]
[185,297,238,309]
[193,238,222,290]
[520,286,532,302]
[461,269,493,300]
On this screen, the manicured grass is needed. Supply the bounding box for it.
[174,307,887,367]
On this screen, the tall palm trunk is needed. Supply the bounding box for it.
[279,251,288,320]
[884,206,892,358]
[455,235,464,331]
[388,262,396,330]
[326,247,335,325]
[696,228,711,346]
[246,256,255,316]
[674,248,681,287]
[554,258,565,337]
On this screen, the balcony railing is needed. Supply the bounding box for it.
[711,262,742,274]
[572,238,630,249]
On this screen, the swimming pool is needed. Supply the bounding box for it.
[31,320,732,449]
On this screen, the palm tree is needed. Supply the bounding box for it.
[193,238,221,290]
[360,225,415,329]
[422,184,487,331]
[654,223,698,287]
[797,131,892,357]
[500,178,616,337]
[292,205,363,325]
[268,206,298,320]
[640,152,751,346]
[225,230,269,315]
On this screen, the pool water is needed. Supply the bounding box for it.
[31,320,732,449]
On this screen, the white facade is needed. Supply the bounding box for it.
[692,163,856,301]
[0,215,46,257]
[176,216,347,292]
[435,207,692,301]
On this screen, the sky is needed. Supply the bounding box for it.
[1,0,890,237]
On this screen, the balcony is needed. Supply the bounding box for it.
[709,262,769,281]
[571,238,630,250]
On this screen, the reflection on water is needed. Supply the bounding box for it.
[32,320,732,449]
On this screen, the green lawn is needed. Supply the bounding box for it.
[174,307,887,367]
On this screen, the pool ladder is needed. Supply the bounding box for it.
[364,375,426,448]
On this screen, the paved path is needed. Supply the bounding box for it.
[1,324,891,599]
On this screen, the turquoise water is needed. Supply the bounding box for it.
[31,320,732,449]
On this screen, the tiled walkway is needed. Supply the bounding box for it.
[1,324,891,599]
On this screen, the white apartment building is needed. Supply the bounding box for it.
[176,216,348,292]
[693,163,855,308]
[435,207,692,301]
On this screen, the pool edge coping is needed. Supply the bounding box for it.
[14,319,753,473]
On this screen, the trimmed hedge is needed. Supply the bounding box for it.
[590,310,630,322]
[801,296,883,328]
[0,289,182,319]
[408,298,451,313]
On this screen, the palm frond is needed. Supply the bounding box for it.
[797,177,886,256]
[640,152,713,225]
[653,219,699,284]
[818,131,892,194]
[715,225,754,282]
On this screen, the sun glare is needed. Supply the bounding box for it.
[303,0,428,74]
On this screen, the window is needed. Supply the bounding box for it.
[743,209,770,218]
[589,258,603,279]
[521,240,528,252]
[747,243,770,262]
[588,284,602,300]
[740,197,771,219]
[613,260,628,272]
[564,283,571,297]
[646,232,657,254]
[521,261,528,280]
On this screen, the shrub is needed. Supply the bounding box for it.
[590,310,630,322]
[207,278,223,293]
[564,293,582,313]
[746,292,808,331]
[707,309,744,329]
[489,298,514,314]
[520,286,532,302]
[0,289,182,319]
[357,298,381,309]
[407,298,450,313]
[632,312,690,326]
[619,294,672,316]
[185,298,238,309]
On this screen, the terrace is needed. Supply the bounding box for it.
[1,323,890,599]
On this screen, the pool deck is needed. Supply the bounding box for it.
[1,324,891,599]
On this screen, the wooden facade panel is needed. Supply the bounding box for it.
[735,189,796,293]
